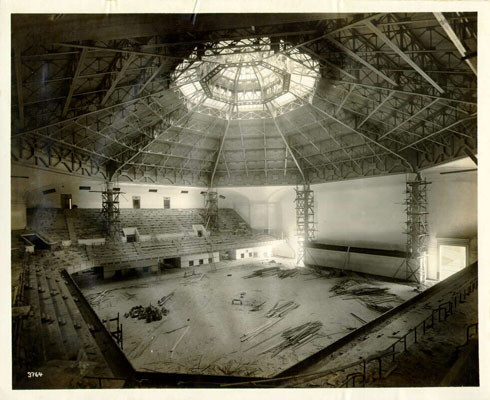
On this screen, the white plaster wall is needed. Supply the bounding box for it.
[11,164,207,210]
[313,174,407,250]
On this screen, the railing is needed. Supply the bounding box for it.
[458,322,478,349]
[332,276,478,388]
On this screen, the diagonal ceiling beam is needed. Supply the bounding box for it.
[326,36,398,86]
[56,42,186,61]
[62,48,88,117]
[210,119,231,188]
[137,62,166,96]
[101,54,137,106]
[357,92,394,128]
[364,20,445,93]
[433,12,477,76]
[266,103,306,182]
[113,101,204,178]
[331,79,477,106]
[464,148,478,166]
[400,114,476,150]
[12,88,173,139]
[286,13,383,53]
[14,47,25,128]
[283,112,342,171]
[378,98,440,140]
[294,92,415,172]
[73,121,133,151]
[335,84,355,116]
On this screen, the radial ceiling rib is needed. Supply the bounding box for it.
[101,54,137,106]
[62,48,88,117]
[292,91,415,172]
[210,120,232,188]
[113,99,205,177]
[266,103,306,182]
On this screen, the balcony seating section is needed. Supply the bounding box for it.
[118,208,205,236]
[87,232,278,267]
[26,208,70,242]
[71,209,106,239]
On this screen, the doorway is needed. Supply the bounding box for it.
[61,194,72,210]
[439,244,467,280]
[132,196,141,209]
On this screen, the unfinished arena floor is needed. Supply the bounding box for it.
[73,258,419,378]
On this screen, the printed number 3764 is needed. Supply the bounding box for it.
[27,372,43,378]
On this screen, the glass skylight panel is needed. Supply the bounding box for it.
[172,37,320,119]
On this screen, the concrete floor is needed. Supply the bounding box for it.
[74,257,418,378]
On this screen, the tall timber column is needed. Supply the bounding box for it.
[404,173,430,283]
[295,184,315,266]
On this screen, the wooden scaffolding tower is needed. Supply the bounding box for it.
[404,173,430,283]
[202,190,219,233]
[295,184,315,266]
[100,182,121,240]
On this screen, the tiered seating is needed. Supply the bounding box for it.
[69,208,251,240]
[119,209,204,235]
[71,209,106,239]
[218,208,251,234]
[26,208,69,242]
[89,242,142,265]
[87,232,278,267]
[21,254,112,370]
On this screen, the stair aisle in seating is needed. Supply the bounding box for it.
[35,265,67,360]
[44,268,82,360]
[54,275,112,367]
[24,265,46,365]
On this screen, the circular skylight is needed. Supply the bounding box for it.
[171,38,321,120]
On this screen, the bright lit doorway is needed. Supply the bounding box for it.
[438,242,468,280]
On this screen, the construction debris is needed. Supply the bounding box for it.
[350,312,367,324]
[243,266,299,279]
[266,301,299,318]
[170,326,190,358]
[157,291,174,307]
[260,321,323,357]
[240,317,284,342]
[330,279,402,313]
[124,304,168,323]
[182,272,206,285]
[249,301,266,312]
